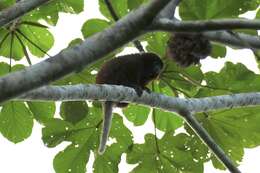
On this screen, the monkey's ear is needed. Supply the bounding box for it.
[166,33,212,67]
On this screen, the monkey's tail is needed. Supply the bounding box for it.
[98,101,113,154]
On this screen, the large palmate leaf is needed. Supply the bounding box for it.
[194,62,260,98]
[186,106,260,170]
[127,133,204,173]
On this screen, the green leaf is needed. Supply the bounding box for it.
[42,119,74,148]
[128,0,149,10]
[211,44,227,58]
[98,0,128,21]
[81,19,110,38]
[161,59,204,97]
[205,62,260,93]
[179,0,259,20]
[256,9,260,19]
[0,102,33,143]
[18,25,54,57]
[53,128,95,173]
[123,104,150,126]
[50,111,132,173]
[67,38,83,48]
[195,62,260,97]
[27,101,55,124]
[212,107,260,148]
[185,105,260,170]
[146,32,169,57]
[12,64,25,71]
[127,133,203,173]
[60,101,89,124]
[0,62,9,76]
[24,0,84,25]
[42,106,102,148]
[185,129,210,163]
[0,28,24,60]
[52,106,102,173]
[153,109,183,132]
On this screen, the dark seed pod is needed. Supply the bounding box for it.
[166,33,212,67]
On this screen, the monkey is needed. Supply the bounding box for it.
[166,33,212,67]
[95,53,163,154]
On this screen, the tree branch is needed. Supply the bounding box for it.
[203,31,260,49]
[0,0,51,27]
[16,84,260,113]
[104,0,145,52]
[151,18,260,49]
[155,0,182,19]
[18,84,254,172]
[181,111,241,173]
[0,0,171,103]
[152,18,260,32]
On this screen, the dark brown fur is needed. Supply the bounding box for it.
[96,53,163,154]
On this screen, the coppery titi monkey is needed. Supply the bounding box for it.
[96,53,163,154]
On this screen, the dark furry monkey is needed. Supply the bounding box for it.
[96,53,163,154]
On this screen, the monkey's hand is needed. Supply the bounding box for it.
[132,85,143,97]
[143,87,151,94]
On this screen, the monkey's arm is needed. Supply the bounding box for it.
[98,101,114,154]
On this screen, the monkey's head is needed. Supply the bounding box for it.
[140,53,164,83]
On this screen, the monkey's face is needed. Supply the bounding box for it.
[148,59,163,80]
[141,54,163,83]
[152,60,163,76]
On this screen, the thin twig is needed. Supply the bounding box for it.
[9,32,14,72]
[14,32,32,65]
[152,18,260,32]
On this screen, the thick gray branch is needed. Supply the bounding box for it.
[182,111,241,173]
[17,84,255,173]
[17,84,260,113]
[0,0,171,103]
[153,18,260,32]
[0,0,51,26]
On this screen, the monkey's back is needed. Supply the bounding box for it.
[96,54,143,86]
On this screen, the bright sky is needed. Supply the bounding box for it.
[0,0,259,173]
